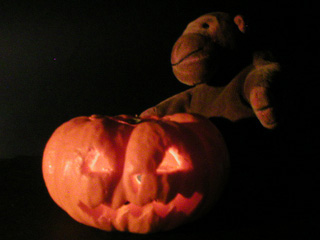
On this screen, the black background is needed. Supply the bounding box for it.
[1,0,316,158]
[0,0,317,239]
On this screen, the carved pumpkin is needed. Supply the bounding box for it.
[42,113,229,233]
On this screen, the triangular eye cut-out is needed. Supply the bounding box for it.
[156,147,192,174]
[84,148,113,174]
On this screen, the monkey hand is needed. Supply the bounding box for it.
[243,60,281,129]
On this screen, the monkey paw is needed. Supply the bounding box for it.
[244,62,281,129]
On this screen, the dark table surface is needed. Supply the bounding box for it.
[0,152,316,240]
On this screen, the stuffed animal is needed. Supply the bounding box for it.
[140,12,281,130]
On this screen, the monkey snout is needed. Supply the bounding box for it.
[171,34,208,65]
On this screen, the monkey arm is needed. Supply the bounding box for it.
[139,83,233,119]
[140,66,255,121]
[141,61,282,130]
[140,89,194,117]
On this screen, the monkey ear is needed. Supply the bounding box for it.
[234,15,246,33]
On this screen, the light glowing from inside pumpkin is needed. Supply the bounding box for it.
[42,113,229,233]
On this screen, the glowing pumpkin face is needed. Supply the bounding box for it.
[42,113,229,233]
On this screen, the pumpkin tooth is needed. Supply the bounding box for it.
[110,181,127,209]
[114,205,130,231]
[153,200,176,219]
[128,204,160,233]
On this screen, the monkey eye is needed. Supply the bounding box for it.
[202,23,210,29]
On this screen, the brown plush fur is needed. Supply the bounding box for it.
[140,12,281,129]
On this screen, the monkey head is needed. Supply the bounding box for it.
[171,12,248,86]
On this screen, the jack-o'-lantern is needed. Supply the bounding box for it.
[42,113,229,233]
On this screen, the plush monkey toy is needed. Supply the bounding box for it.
[140,12,281,130]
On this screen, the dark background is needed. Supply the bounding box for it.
[1,0,316,158]
[0,0,317,239]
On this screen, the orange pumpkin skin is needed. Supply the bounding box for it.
[42,113,229,233]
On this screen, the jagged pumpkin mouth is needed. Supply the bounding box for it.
[78,192,203,225]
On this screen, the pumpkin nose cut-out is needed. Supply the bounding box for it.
[129,173,158,206]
